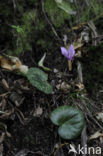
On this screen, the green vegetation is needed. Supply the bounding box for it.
[50,105,85,139]
[44,0,71,27]
[26,68,53,94]
[1,0,103,56]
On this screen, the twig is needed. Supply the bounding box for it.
[87,21,98,45]
[85,0,90,7]
[74,0,80,23]
[12,0,16,9]
[0,48,7,54]
[77,60,83,83]
[81,125,87,156]
[91,116,103,131]
[54,143,69,156]
[41,0,62,44]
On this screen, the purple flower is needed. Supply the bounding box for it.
[61,44,75,61]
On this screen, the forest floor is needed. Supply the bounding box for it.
[0,18,103,156]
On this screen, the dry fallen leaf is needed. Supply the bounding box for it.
[0,55,21,70]
[15,149,30,156]
[73,42,84,50]
[0,109,14,120]
[9,92,25,107]
[53,68,59,73]
[0,122,11,138]
[33,106,43,117]
[96,112,103,123]
[56,81,70,92]
[2,79,9,90]
[0,144,3,156]
[15,108,26,125]
[75,50,82,57]
[0,55,28,74]
[1,97,6,111]
[67,22,86,32]
[0,133,5,144]
[89,131,103,140]
[75,83,84,90]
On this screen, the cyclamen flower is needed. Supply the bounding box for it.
[61,44,75,61]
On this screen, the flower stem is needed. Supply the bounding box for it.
[68,60,72,71]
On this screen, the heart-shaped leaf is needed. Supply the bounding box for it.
[26,68,53,94]
[50,106,85,139]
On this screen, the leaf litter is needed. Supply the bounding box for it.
[0,6,103,156]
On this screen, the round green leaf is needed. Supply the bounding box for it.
[26,68,53,94]
[50,106,85,139]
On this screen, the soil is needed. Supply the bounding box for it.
[0,20,103,156]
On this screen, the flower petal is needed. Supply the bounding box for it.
[61,47,68,58]
[68,44,75,60]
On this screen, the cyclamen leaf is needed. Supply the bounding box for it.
[27,67,48,81]
[26,68,53,94]
[50,106,85,139]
